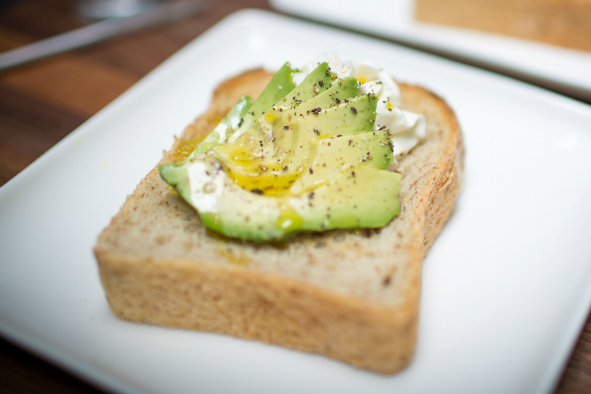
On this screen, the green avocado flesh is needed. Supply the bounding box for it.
[159,62,401,242]
[188,96,253,158]
[236,62,296,132]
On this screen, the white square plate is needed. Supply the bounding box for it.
[2,9,591,394]
[272,0,591,102]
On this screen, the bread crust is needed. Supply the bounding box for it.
[94,69,464,374]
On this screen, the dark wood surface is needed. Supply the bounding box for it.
[1,0,590,392]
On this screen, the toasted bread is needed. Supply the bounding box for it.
[94,68,464,374]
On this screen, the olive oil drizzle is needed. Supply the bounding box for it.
[276,202,304,231]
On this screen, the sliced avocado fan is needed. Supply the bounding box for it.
[159,62,401,242]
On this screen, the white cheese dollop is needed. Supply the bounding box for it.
[293,53,426,169]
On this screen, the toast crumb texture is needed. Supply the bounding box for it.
[94,69,464,374]
[416,0,591,52]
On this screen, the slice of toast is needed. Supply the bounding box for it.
[94,68,464,374]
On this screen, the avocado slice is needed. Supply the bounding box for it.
[290,93,378,139]
[291,164,400,232]
[159,157,400,242]
[188,96,253,158]
[235,62,296,134]
[289,77,362,116]
[289,128,393,194]
[159,157,287,240]
[273,62,332,110]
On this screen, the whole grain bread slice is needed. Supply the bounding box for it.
[94,69,464,374]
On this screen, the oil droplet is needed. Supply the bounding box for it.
[217,247,251,266]
[228,169,302,197]
[171,137,206,161]
[276,203,304,231]
[264,110,282,124]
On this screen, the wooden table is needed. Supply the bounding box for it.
[1,0,590,392]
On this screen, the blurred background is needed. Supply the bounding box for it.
[0,1,590,393]
[0,0,267,186]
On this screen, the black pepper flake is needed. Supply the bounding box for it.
[237,118,244,127]
[259,141,263,147]
[388,140,394,153]
[318,80,324,87]
[344,99,349,103]
[283,125,289,130]
[336,134,342,137]
[314,129,320,136]
[383,276,391,286]
[379,125,386,130]
[348,140,352,145]
[351,107,357,114]
[309,168,313,174]
[352,171,355,177]
[311,107,321,115]
[308,192,315,199]
[283,166,288,171]
[335,98,341,104]
[251,189,263,195]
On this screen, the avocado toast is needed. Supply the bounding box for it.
[94,66,464,374]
